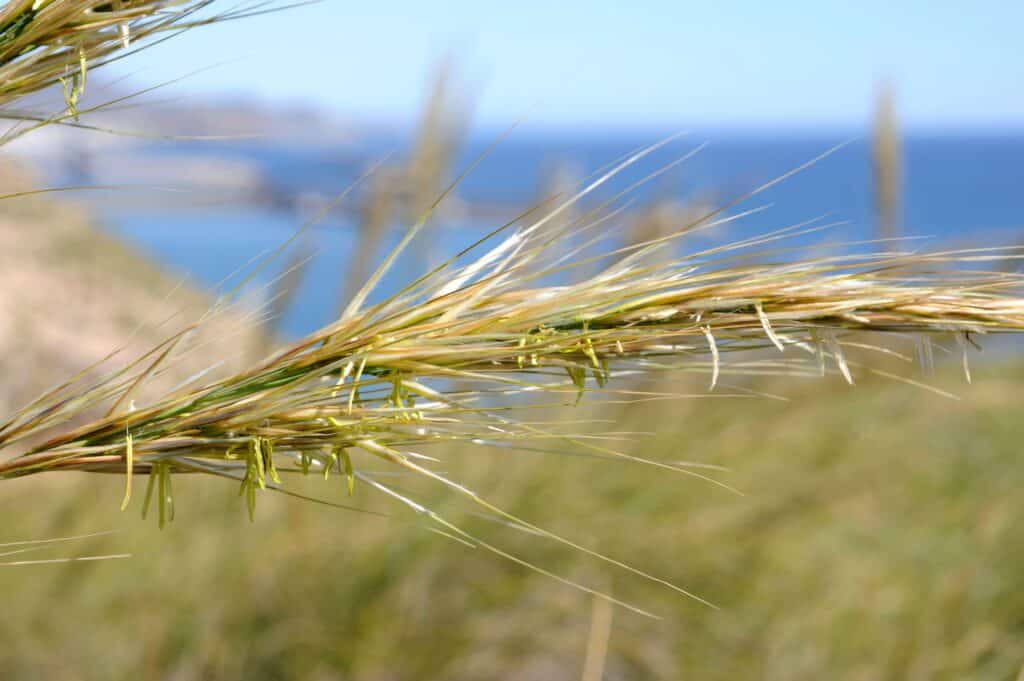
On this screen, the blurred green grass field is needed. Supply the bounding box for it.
[3,358,1023,680]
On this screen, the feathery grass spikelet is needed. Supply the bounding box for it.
[0,0,284,144]
[3,139,1024,609]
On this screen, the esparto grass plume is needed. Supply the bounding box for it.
[2,137,1024,611]
[2,0,1024,613]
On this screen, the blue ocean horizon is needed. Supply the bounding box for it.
[103,131,1024,338]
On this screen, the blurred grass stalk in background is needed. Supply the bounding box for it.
[872,80,902,248]
[339,59,472,314]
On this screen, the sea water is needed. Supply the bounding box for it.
[102,133,1024,338]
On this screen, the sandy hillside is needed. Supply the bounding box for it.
[0,158,267,425]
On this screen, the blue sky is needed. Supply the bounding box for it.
[122,1,1024,132]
